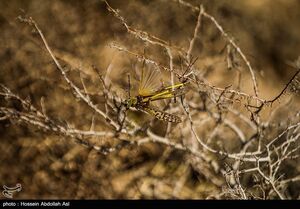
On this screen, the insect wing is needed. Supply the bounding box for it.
[138,65,161,97]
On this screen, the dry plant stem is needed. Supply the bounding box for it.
[110,42,265,104]
[1,84,211,159]
[187,4,203,63]
[0,107,120,154]
[237,125,300,199]
[173,0,259,97]
[1,82,228,166]
[104,1,186,55]
[165,48,174,136]
[144,129,217,166]
[20,16,120,131]
[0,84,46,119]
[267,69,300,104]
[256,160,285,200]
[182,97,300,162]
[0,83,140,155]
[109,43,182,79]
[0,85,116,141]
[166,48,175,86]
[202,12,259,97]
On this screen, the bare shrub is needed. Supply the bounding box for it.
[0,0,299,199]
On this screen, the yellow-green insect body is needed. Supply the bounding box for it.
[124,63,186,123]
[125,80,185,123]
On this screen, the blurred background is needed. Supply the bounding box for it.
[0,0,299,199]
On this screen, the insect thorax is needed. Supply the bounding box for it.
[126,96,147,108]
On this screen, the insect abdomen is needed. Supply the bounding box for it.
[143,107,182,123]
